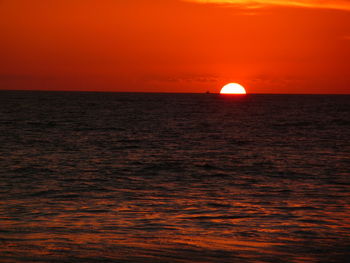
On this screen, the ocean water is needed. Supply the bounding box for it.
[0,91,349,263]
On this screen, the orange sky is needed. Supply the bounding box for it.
[1,0,349,93]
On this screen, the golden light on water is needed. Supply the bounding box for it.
[220,83,247,94]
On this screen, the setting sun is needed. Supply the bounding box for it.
[220,83,247,94]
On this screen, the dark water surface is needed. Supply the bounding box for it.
[0,91,349,263]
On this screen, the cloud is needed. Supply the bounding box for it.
[0,74,36,80]
[142,73,219,83]
[184,0,350,11]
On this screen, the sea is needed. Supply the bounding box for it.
[0,91,349,263]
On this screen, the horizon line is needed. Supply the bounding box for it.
[0,89,349,95]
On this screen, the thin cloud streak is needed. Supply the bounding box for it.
[185,0,350,11]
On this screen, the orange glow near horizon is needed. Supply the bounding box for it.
[0,0,349,94]
[220,83,247,94]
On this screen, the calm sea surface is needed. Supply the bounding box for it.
[0,91,349,263]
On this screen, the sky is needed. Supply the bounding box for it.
[0,0,350,94]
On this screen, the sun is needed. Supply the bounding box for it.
[220,83,247,94]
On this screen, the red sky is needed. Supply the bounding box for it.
[1,0,349,93]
